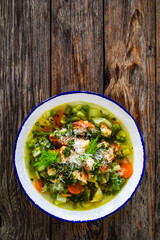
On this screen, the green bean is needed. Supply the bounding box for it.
[33,131,53,136]
[83,104,89,111]
[75,104,83,110]
[70,116,80,122]
[65,105,72,115]
[76,111,86,120]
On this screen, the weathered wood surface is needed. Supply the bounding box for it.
[155,1,160,239]
[51,1,104,239]
[0,0,51,240]
[103,1,156,240]
[0,0,159,239]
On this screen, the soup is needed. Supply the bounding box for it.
[25,102,133,210]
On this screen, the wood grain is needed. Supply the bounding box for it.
[51,0,103,93]
[104,0,156,239]
[155,0,160,239]
[0,0,51,239]
[51,0,104,239]
[0,0,159,239]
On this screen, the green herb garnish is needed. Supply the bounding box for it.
[85,136,99,154]
[34,150,60,171]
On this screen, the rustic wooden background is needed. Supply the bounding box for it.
[0,0,159,239]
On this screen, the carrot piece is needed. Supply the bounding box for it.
[41,125,52,132]
[119,163,133,178]
[35,179,44,192]
[68,182,83,194]
[61,193,72,197]
[53,111,64,127]
[100,164,107,172]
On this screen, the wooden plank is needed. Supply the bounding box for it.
[0,0,50,239]
[51,0,103,239]
[51,0,104,93]
[155,1,160,239]
[156,0,160,68]
[104,0,156,239]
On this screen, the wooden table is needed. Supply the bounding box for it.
[0,0,159,239]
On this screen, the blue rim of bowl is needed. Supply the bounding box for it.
[13,91,146,222]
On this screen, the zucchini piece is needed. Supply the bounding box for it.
[65,105,72,115]
[92,117,112,128]
[122,149,131,155]
[55,194,67,204]
[89,108,102,118]
[76,111,86,120]
[82,202,93,209]
[70,116,80,122]
[32,147,41,157]
[35,171,40,179]
[116,130,126,139]
[91,188,103,202]
[83,104,89,111]
[43,111,50,118]
[75,104,83,110]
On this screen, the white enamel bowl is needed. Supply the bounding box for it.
[13,91,145,222]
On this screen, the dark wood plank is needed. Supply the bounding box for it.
[0,1,51,239]
[51,0,103,93]
[155,0,160,239]
[51,0,103,239]
[104,0,156,239]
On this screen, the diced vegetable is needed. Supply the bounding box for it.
[88,108,102,118]
[83,104,89,111]
[76,111,86,120]
[43,111,50,118]
[92,117,112,128]
[75,104,83,110]
[68,182,83,194]
[82,202,92,209]
[50,193,57,199]
[70,116,80,122]
[53,111,64,127]
[91,188,103,202]
[116,130,126,139]
[120,137,126,142]
[122,149,131,155]
[32,147,41,157]
[119,163,133,178]
[56,194,67,203]
[35,179,43,192]
[51,110,57,117]
[35,171,40,179]
[112,123,121,135]
[65,105,72,115]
